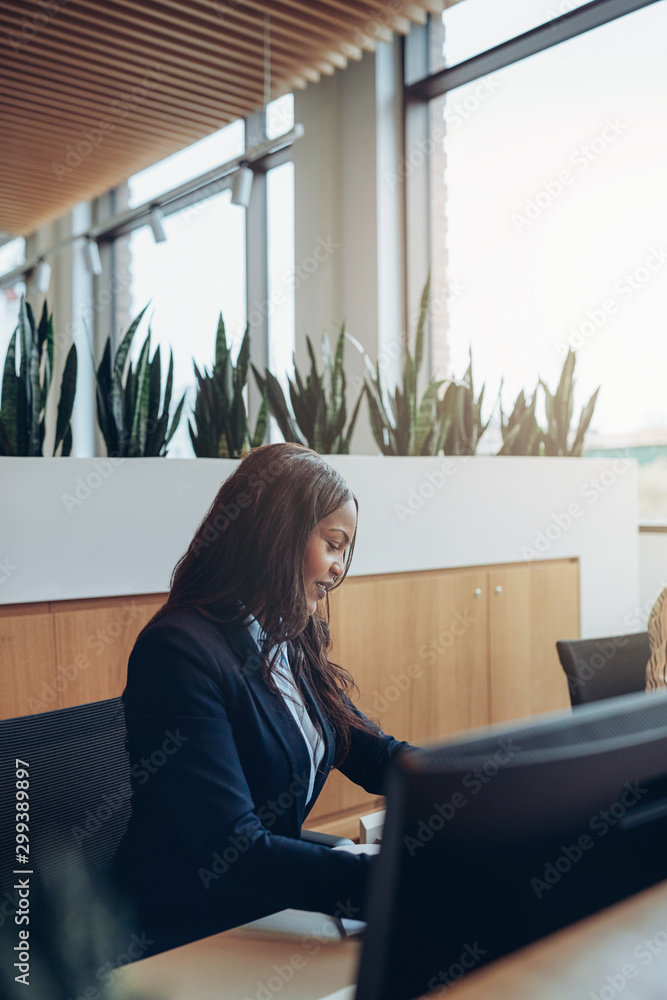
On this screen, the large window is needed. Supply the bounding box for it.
[111,100,296,456]
[0,239,26,358]
[122,193,247,458]
[423,0,667,519]
[440,0,592,68]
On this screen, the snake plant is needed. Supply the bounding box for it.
[252,324,364,454]
[189,313,268,457]
[437,350,490,456]
[540,349,600,456]
[0,297,77,456]
[498,383,543,456]
[95,305,185,457]
[359,276,450,456]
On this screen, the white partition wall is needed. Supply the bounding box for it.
[1,456,639,638]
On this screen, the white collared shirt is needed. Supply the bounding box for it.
[243,612,325,808]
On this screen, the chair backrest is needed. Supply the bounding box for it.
[556,632,650,707]
[0,697,130,894]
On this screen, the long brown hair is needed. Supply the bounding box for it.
[148,442,378,765]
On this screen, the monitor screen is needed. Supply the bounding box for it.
[354,690,667,1000]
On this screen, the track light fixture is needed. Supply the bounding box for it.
[148,206,167,243]
[34,258,51,294]
[230,164,254,208]
[83,238,103,276]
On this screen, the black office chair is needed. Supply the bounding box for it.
[556,632,650,707]
[0,696,351,896]
[0,696,130,895]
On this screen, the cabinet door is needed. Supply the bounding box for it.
[488,559,579,724]
[306,568,489,829]
[0,608,58,720]
[415,568,489,744]
[52,595,166,710]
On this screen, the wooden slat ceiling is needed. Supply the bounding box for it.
[0,0,456,238]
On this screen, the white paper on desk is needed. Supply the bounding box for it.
[331,843,381,856]
[319,987,356,1000]
[236,908,353,941]
[339,918,366,937]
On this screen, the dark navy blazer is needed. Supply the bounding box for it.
[112,607,415,953]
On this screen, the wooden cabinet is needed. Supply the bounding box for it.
[488,561,578,724]
[304,558,579,836]
[0,594,165,719]
[0,605,58,721]
[0,560,579,838]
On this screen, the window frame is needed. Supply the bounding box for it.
[402,0,666,526]
[103,108,297,443]
[402,0,664,360]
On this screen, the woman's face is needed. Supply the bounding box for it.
[302,499,357,615]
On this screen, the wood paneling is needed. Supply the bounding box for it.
[1,0,446,235]
[0,561,580,836]
[307,560,578,827]
[52,595,165,710]
[0,612,58,719]
[488,560,579,724]
[0,593,166,720]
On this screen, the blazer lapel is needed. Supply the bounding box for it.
[218,616,317,805]
[287,641,336,807]
[298,672,336,808]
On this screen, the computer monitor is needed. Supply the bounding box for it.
[354,689,667,1000]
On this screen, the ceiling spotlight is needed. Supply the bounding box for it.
[83,238,103,275]
[148,206,167,243]
[34,258,52,294]
[231,164,254,208]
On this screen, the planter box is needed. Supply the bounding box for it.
[0,455,639,636]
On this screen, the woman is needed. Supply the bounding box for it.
[112,442,417,955]
[646,583,667,690]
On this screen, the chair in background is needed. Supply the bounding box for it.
[0,696,352,989]
[0,696,130,896]
[0,696,351,898]
[556,632,650,707]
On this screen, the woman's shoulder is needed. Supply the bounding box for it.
[138,605,224,637]
[129,606,249,687]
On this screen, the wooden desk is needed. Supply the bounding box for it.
[115,880,667,1000]
[447,877,667,1000]
[114,916,360,1000]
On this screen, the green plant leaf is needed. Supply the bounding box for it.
[37,301,54,391]
[250,393,269,449]
[111,305,149,435]
[16,375,28,456]
[365,384,393,455]
[215,312,229,370]
[0,414,12,456]
[28,341,42,456]
[60,422,73,457]
[235,324,250,390]
[113,305,149,385]
[261,368,304,444]
[339,384,364,454]
[129,332,151,456]
[570,386,600,456]
[165,392,186,448]
[415,379,445,455]
[149,349,175,455]
[1,331,19,456]
[413,274,430,391]
[53,345,78,456]
[18,298,33,388]
[229,384,247,456]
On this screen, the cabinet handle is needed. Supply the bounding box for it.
[495,586,503,594]
[474,588,482,598]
